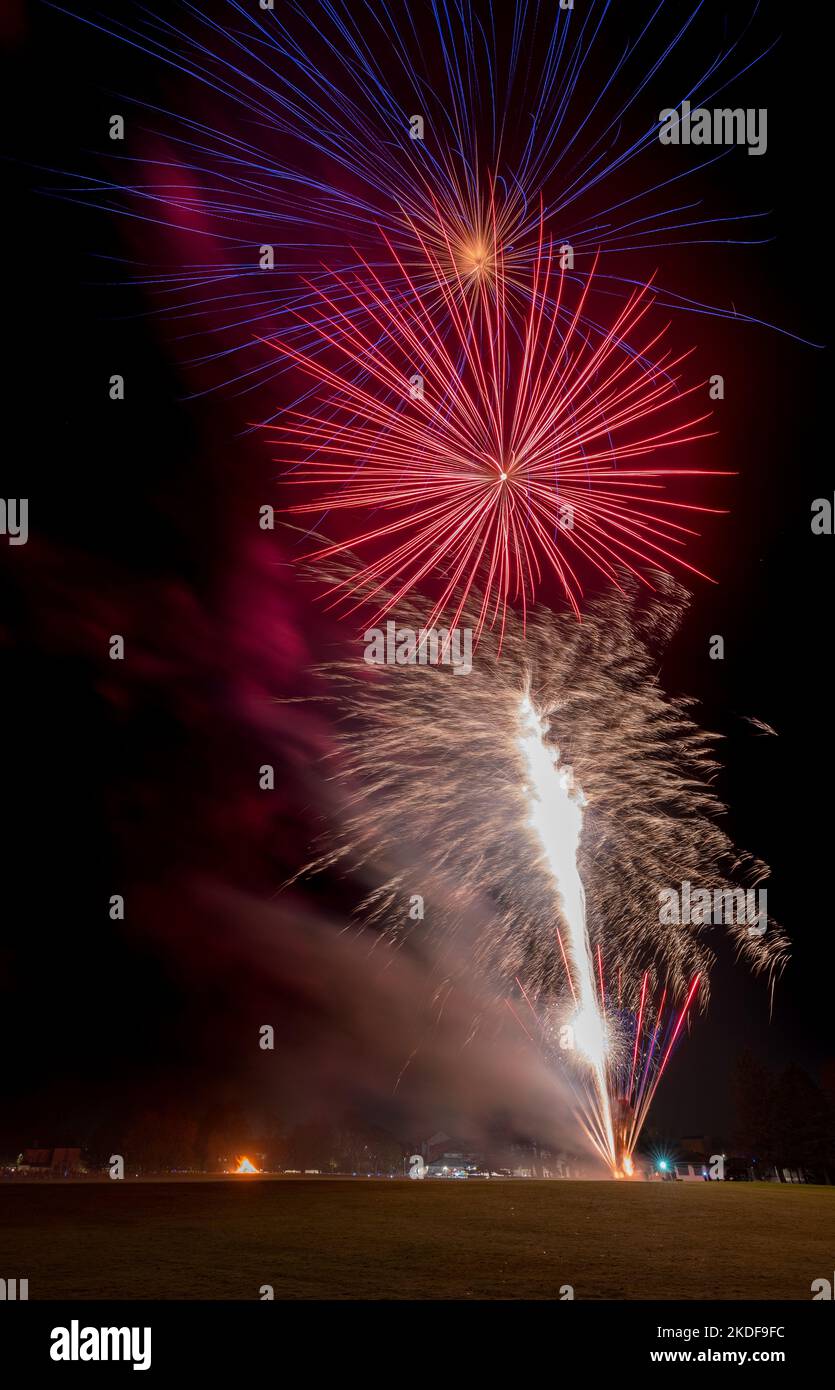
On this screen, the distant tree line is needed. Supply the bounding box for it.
[733,1052,835,1180]
[80,1104,406,1176]
[15,1055,835,1180]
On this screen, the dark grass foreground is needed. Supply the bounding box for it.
[1,1179,832,1300]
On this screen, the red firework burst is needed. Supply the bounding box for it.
[264,218,724,640]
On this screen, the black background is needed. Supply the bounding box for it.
[1,0,831,1153]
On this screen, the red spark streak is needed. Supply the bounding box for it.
[627,970,650,1102]
[556,927,577,1006]
[656,973,702,1081]
[504,996,536,1044]
[507,957,701,1172]
[263,216,725,641]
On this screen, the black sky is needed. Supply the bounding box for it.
[1,0,831,1152]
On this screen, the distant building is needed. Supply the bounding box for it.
[17,1148,82,1176]
[423,1132,471,1164]
[425,1153,477,1179]
[673,1137,711,1181]
[673,1162,708,1182]
[678,1135,709,1160]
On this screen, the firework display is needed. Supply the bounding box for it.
[267,229,721,638]
[60,0,795,407]
[45,0,797,1181]
[6,0,833,1345]
[299,575,788,1168]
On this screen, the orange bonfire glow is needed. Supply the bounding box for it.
[233,1156,258,1174]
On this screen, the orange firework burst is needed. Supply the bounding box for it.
[265,218,724,641]
[402,178,533,304]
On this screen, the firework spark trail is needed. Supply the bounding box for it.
[300,570,790,1005]
[518,693,615,1168]
[605,966,700,1166]
[267,230,725,636]
[625,972,702,1155]
[628,970,650,1101]
[505,961,701,1172]
[52,0,810,411]
[295,571,789,1160]
[58,0,779,266]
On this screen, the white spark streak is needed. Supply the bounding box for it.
[518,694,616,1169]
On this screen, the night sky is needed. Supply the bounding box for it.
[1,0,830,1157]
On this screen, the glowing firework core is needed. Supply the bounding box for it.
[461,238,489,274]
[518,696,616,1171]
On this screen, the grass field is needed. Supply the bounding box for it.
[1,1178,832,1300]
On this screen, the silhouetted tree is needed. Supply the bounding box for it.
[200,1102,254,1170]
[332,1112,404,1174]
[733,1054,835,1180]
[772,1065,832,1179]
[286,1120,334,1170]
[732,1051,775,1171]
[123,1106,199,1172]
